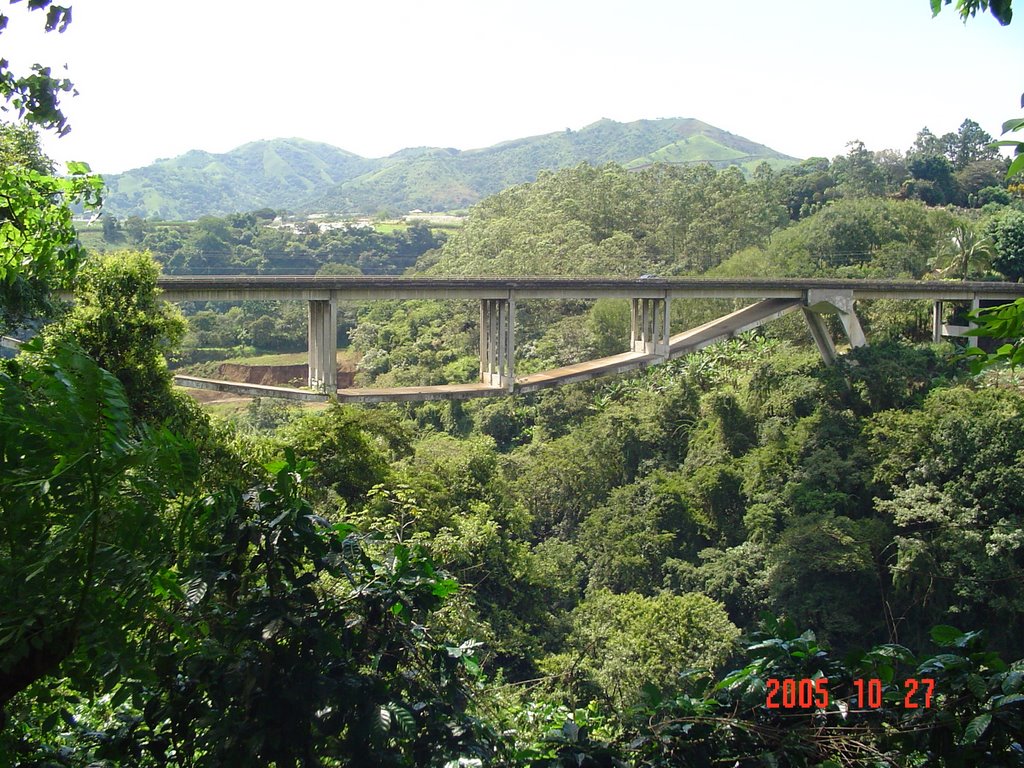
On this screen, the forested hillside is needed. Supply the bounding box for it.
[101,138,376,221]
[101,118,796,219]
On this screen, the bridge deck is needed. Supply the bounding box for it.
[173,376,331,402]
[517,350,660,393]
[668,298,801,357]
[154,275,1024,302]
[336,382,503,403]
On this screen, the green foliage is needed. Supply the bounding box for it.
[43,250,186,422]
[932,0,1013,25]
[431,162,786,276]
[578,478,687,594]
[0,2,75,135]
[0,9,103,330]
[242,395,303,432]
[618,617,1024,767]
[511,428,624,539]
[274,403,394,508]
[932,221,996,280]
[985,207,1024,279]
[0,121,52,174]
[0,340,198,727]
[832,140,887,198]
[557,590,739,712]
[349,299,478,387]
[776,156,838,219]
[9,284,1024,765]
[963,297,1024,370]
[127,457,485,767]
[769,512,890,646]
[837,342,957,414]
[0,125,102,330]
[665,541,771,629]
[3,453,489,766]
[133,213,444,277]
[714,197,953,278]
[907,154,961,205]
[386,433,559,667]
[868,386,1024,652]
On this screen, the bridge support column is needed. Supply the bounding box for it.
[932,301,943,344]
[802,309,837,366]
[803,289,867,366]
[631,297,671,357]
[308,298,337,393]
[480,297,515,391]
[969,294,981,348]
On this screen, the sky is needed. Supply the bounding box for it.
[2,0,1023,175]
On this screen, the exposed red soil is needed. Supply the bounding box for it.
[215,363,356,388]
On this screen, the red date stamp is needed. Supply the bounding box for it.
[765,678,935,709]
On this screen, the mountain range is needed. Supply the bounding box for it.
[101,118,799,220]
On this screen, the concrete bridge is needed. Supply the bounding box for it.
[163,276,1024,403]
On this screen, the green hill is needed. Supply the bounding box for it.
[103,138,376,219]
[101,118,798,219]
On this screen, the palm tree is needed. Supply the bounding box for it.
[932,223,995,280]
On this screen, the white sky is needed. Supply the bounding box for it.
[2,0,1022,174]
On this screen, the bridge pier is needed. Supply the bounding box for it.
[480,298,516,390]
[969,295,980,348]
[932,295,981,346]
[802,289,867,366]
[631,297,671,357]
[308,298,337,393]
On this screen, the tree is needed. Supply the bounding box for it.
[932,0,1013,25]
[0,1,75,135]
[578,477,688,594]
[906,154,960,205]
[776,157,837,220]
[0,340,199,731]
[933,222,995,280]
[43,251,186,422]
[0,2,104,332]
[959,159,1011,204]
[0,121,51,173]
[3,5,485,764]
[556,590,739,712]
[868,386,1024,653]
[108,458,486,767]
[832,140,885,198]
[910,127,947,158]
[100,213,122,243]
[950,118,1000,170]
[985,207,1024,279]
[274,404,393,508]
[0,124,102,331]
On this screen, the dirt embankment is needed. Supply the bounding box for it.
[216,363,356,388]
